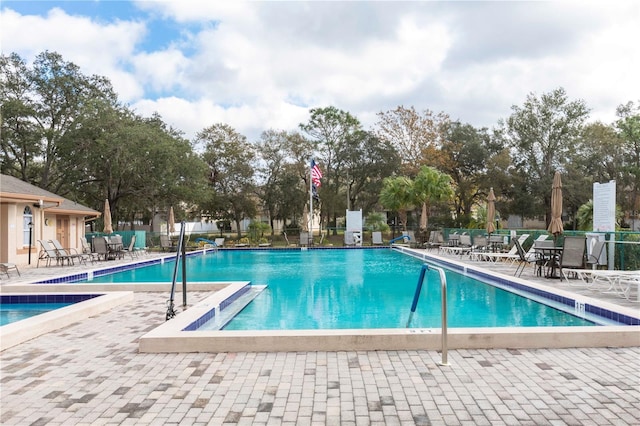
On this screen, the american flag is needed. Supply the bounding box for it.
[311,160,323,187]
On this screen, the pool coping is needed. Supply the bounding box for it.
[0,291,134,351]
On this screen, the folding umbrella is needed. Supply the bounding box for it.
[103,199,113,234]
[547,171,564,238]
[420,202,428,231]
[168,206,176,235]
[486,187,496,235]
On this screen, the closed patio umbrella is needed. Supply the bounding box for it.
[548,171,564,238]
[419,202,427,231]
[103,199,113,235]
[486,187,496,235]
[168,206,176,235]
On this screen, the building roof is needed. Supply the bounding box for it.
[0,174,100,217]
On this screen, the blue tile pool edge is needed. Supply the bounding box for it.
[1,293,101,304]
[396,247,640,326]
[182,283,252,331]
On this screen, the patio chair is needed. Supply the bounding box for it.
[586,240,606,269]
[122,235,138,259]
[107,235,125,259]
[0,263,20,278]
[372,231,383,245]
[513,238,544,277]
[469,235,488,261]
[559,236,586,281]
[160,234,172,251]
[50,239,88,266]
[92,237,110,261]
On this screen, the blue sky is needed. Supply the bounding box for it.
[2,1,639,141]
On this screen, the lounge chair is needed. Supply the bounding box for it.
[37,239,73,267]
[80,237,92,254]
[441,234,472,256]
[0,263,20,278]
[559,236,586,280]
[423,230,444,251]
[480,234,531,264]
[50,239,89,265]
[372,231,383,245]
[214,238,225,247]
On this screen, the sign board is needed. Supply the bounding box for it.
[593,180,616,232]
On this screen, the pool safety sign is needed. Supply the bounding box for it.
[593,180,616,232]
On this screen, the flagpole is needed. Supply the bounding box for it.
[309,159,313,236]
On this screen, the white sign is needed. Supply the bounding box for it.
[593,180,616,232]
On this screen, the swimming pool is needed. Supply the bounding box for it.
[1,302,72,325]
[87,248,597,329]
[0,292,134,351]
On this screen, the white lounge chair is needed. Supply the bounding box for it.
[0,263,20,278]
[480,234,531,264]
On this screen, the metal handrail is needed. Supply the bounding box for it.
[406,264,449,366]
[389,235,410,244]
[166,221,187,320]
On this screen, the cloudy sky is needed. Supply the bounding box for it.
[2,1,638,141]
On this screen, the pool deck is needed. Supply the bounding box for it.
[1,249,639,425]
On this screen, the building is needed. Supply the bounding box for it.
[0,174,100,266]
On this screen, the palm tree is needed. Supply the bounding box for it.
[379,176,414,230]
[412,166,453,231]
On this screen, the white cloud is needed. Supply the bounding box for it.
[2,1,639,141]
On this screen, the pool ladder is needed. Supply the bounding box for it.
[407,264,449,366]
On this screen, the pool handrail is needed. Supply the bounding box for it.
[167,221,187,320]
[389,235,410,244]
[407,263,449,366]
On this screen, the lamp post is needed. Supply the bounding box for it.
[28,221,33,265]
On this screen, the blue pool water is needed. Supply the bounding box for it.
[1,303,72,325]
[85,249,594,329]
[1,294,102,326]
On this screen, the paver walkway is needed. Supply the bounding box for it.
[1,291,639,425]
[1,250,639,425]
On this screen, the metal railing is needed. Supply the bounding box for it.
[407,264,449,366]
[166,221,187,321]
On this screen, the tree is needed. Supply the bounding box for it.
[504,87,589,226]
[256,129,312,234]
[198,124,256,237]
[379,176,414,230]
[439,122,510,227]
[0,51,117,193]
[299,106,361,232]
[412,166,454,231]
[374,105,449,177]
[340,130,401,214]
[615,101,640,223]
